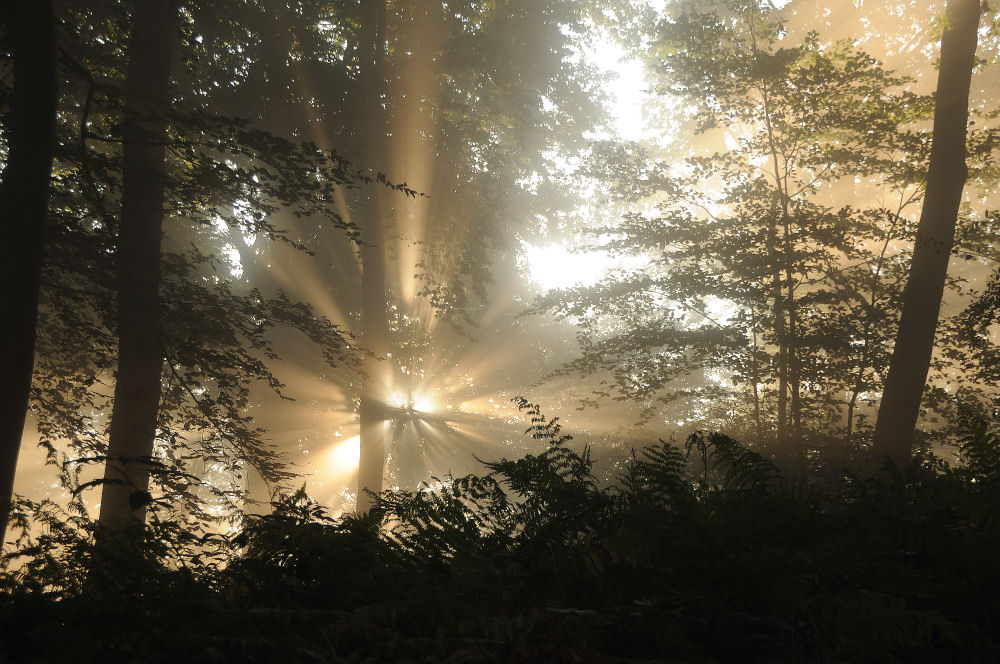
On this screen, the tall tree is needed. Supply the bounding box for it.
[18,0,365,531]
[0,0,58,544]
[872,0,982,468]
[356,0,391,513]
[97,0,174,530]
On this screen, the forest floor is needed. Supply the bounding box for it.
[2,422,999,663]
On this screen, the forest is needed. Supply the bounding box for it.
[2,0,1000,661]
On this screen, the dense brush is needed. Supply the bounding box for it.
[2,400,1000,663]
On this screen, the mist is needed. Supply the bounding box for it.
[2,0,1000,661]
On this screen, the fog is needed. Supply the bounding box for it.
[5,1,1000,660]
[7,0,1000,524]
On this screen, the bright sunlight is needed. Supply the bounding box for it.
[522,243,625,291]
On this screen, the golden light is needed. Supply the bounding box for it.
[411,394,437,413]
[326,435,360,476]
[389,392,407,409]
[389,391,438,414]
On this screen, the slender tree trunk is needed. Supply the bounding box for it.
[749,4,789,449]
[872,0,980,468]
[98,0,173,530]
[356,0,389,513]
[846,209,901,443]
[767,210,788,445]
[0,0,58,546]
[750,313,764,443]
[783,214,802,448]
[357,240,389,513]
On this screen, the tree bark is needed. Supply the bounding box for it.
[750,10,790,451]
[355,0,389,513]
[872,0,980,468]
[0,0,58,546]
[357,239,389,513]
[98,0,174,530]
[767,209,788,446]
[784,214,802,448]
[750,313,764,443]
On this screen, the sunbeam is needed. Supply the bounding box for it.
[8,0,1000,657]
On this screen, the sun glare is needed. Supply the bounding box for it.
[590,38,646,141]
[411,394,437,412]
[327,435,360,475]
[523,243,641,291]
[389,391,438,413]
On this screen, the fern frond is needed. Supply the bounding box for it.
[622,439,688,506]
[686,431,782,493]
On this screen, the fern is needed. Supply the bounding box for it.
[6,401,1000,662]
[686,431,782,493]
[512,396,573,446]
[376,399,605,564]
[376,473,515,564]
[620,438,688,507]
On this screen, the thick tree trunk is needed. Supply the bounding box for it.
[0,1,58,546]
[872,0,980,468]
[98,0,173,530]
[355,0,389,513]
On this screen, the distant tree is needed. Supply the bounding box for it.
[535,0,938,465]
[873,0,982,468]
[0,0,58,544]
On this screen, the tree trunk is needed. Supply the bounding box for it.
[357,238,389,513]
[750,313,764,443]
[749,3,789,450]
[98,0,173,530]
[767,210,788,446]
[0,0,58,546]
[847,210,901,443]
[872,0,980,468]
[784,215,802,449]
[356,0,389,513]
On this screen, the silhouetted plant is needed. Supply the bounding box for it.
[3,397,1000,662]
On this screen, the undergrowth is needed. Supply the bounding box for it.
[2,398,1000,663]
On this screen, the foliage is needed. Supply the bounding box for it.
[4,1,1000,661]
[2,400,1000,662]
[533,0,1000,462]
[14,0,382,525]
